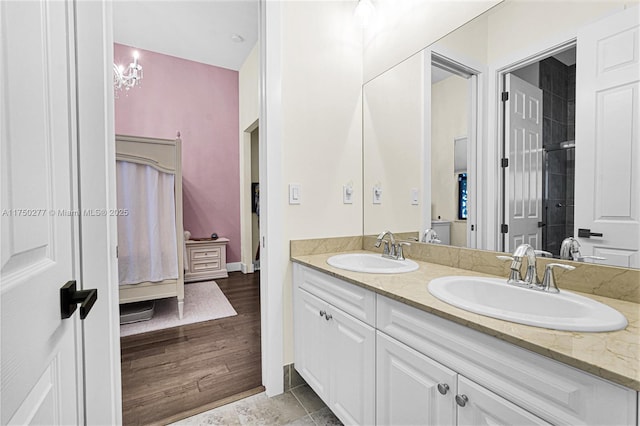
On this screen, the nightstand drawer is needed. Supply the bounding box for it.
[192,259,221,272]
[190,247,221,260]
[184,237,229,282]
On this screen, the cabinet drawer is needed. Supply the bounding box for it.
[294,264,376,327]
[377,295,637,425]
[192,259,221,272]
[190,247,221,260]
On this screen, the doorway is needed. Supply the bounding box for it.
[501,45,577,255]
[429,52,481,249]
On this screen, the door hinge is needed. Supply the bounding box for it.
[501,158,509,168]
[501,224,509,234]
[501,91,509,102]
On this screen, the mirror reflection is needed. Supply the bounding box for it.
[363,1,639,268]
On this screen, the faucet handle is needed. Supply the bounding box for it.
[542,263,576,293]
[396,242,410,260]
[496,255,514,262]
[534,250,553,258]
[497,255,522,283]
[578,255,607,262]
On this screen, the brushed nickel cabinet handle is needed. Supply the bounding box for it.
[437,383,449,395]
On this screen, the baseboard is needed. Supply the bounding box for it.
[227,262,242,273]
[240,262,255,274]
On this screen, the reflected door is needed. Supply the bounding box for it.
[505,73,544,252]
[575,6,640,268]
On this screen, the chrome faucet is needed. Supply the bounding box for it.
[560,237,581,261]
[511,244,540,286]
[560,237,606,262]
[422,229,441,244]
[375,231,410,260]
[498,243,575,292]
[375,230,396,257]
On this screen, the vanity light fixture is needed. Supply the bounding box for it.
[113,50,143,97]
[354,0,375,28]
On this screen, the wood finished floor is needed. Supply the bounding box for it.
[121,272,262,426]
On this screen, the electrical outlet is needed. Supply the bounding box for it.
[373,185,382,204]
[343,184,354,204]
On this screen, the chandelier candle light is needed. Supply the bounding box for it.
[113,51,143,97]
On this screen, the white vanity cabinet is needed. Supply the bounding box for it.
[292,263,638,426]
[377,331,550,426]
[293,264,376,425]
[378,295,637,425]
[376,331,457,425]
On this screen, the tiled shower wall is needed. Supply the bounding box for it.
[540,58,576,255]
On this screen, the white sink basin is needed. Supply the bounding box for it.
[428,276,628,332]
[327,253,419,274]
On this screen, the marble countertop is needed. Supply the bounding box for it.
[291,250,640,391]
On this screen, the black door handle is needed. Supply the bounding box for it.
[60,280,98,320]
[578,228,604,238]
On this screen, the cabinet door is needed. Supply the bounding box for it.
[328,306,376,426]
[294,289,330,401]
[456,376,551,426]
[377,332,456,426]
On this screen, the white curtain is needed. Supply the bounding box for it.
[116,161,178,285]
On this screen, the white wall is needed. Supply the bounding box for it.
[239,44,259,272]
[431,74,468,247]
[486,1,634,65]
[363,51,424,235]
[363,0,501,82]
[279,0,363,364]
[240,44,259,131]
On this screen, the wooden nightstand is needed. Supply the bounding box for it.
[184,238,229,282]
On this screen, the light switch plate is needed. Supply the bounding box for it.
[289,183,301,204]
[411,188,419,205]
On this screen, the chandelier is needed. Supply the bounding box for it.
[113,51,143,97]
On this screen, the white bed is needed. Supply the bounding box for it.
[116,134,185,319]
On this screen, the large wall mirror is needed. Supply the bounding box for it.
[363,0,639,268]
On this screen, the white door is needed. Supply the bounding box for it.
[376,332,456,426]
[456,376,551,426]
[1,1,83,424]
[575,6,640,268]
[505,73,544,252]
[294,289,330,401]
[328,306,375,426]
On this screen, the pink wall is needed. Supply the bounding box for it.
[114,43,241,263]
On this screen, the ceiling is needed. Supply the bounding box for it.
[113,0,259,71]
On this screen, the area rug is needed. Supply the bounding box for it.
[120,281,238,337]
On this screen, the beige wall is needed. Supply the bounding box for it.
[363,0,501,82]
[280,0,363,364]
[431,74,467,247]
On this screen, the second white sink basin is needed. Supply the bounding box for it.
[428,276,628,332]
[327,253,419,274]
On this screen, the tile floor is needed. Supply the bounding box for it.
[172,384,343,426]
